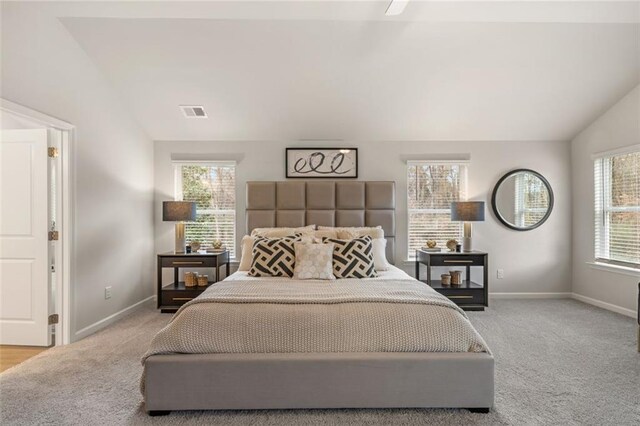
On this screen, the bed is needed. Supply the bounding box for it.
[143,181,494,414]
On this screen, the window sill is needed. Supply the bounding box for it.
[586,261,639,277]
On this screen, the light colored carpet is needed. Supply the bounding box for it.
[0,299,638,425]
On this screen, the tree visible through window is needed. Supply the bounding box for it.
[407,162,467,257]
[175,163,236,257]
[594,149,639,267]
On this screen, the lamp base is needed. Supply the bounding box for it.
[174,222,186,253]
[462,237,473,252]
[463,222,473,252]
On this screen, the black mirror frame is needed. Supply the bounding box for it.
[491,168,554,231]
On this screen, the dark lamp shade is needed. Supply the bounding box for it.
[451,201,485,222]
[163,201,197,222]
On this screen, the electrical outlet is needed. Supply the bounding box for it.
[497,269,504,279]
[105,286,112,300]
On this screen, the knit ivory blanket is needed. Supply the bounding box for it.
[142,275,490,364]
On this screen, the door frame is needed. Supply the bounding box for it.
[1,99,74,346]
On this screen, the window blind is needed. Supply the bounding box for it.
[407,162,467,257]
[174,162,236,258]
[593,149,639,268]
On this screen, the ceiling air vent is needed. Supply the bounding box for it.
[179,105,208,118]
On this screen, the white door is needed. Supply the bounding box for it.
[0,129,51,346]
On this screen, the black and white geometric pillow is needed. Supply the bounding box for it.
[249,235,300,277]
[322,236,378,279]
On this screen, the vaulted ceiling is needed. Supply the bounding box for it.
[42,2,640,141]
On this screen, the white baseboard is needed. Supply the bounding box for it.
[571,293,636,318]
[489,292,571,299]
[73,295,155,341]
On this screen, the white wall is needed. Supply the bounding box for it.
[1,3,155,339]
[155,139,572,295]
[571,85,640,315]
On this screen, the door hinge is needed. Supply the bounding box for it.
[49,231,59,241]
[48,314,59,325]
[48,147,59,158]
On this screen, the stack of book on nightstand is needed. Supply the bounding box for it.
[206,248,226,253]
[421,247,442,252]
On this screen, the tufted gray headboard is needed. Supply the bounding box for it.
[246,181,396,263]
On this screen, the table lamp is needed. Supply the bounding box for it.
[163,201,197,253]
[451,201,485,252]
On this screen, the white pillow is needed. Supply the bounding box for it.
[293,242,335,280]
[238,235,255,271]
[372,238,390,271]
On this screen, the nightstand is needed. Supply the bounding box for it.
[415,249,488,311]
[157,251,230,313]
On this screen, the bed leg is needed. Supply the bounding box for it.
[148,410,171,416]
[468,407,490,413]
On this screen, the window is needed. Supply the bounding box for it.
[593,148,639,268]
[174,162,236,258]
[407,161,467,258]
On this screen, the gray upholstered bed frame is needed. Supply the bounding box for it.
[144,181,494,415]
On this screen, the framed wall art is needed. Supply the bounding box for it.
[285,148,358,178]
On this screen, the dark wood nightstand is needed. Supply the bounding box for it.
[157,251,230,313]
[415,249,488,311]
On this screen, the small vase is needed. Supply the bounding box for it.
[441,274,451,286]
[450,271,463,286]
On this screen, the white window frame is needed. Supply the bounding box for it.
[592,144,640,269]
[173,161,237,259]
[406,160,469,260]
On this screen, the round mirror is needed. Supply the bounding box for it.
[491,169,554,231]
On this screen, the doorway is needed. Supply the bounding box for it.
[0,99,73,350]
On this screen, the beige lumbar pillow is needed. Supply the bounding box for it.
[293,242,335,280]
[317,226,384,240]
[337,227,384,240]
[251,225,315,238]
[312,229,338,242]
